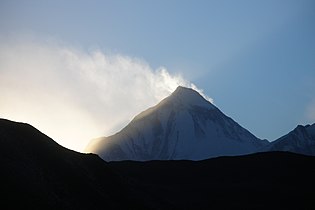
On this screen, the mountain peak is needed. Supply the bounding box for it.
[173,86,197,94]
[130,86,215,123]
[86,85,267,161]
[167,86,214,108]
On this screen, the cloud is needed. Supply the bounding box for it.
[0,40,212,152]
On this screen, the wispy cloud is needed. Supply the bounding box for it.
[0,40,211,152]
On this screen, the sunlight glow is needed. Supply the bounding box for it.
[0,40,212,152]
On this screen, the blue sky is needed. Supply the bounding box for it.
[0,0,314,150]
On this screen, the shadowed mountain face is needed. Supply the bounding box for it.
[0,119,143,210]
[1,118,315,209]
[86,86,268,161]
[265,123,315,156]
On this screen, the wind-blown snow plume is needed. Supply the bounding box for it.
[0,40,212,152]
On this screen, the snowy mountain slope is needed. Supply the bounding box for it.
[264,123,315,156]
[86,86,269,161]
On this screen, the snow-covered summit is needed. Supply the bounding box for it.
[164,86,215,108]
[86,86,268,161]
[134,86,215,121]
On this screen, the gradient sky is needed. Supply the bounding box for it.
[1,0,314,151]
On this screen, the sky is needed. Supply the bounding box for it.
[0,0,314,152]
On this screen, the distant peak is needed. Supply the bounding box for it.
[167,86,215,108]
[295,124,307,130]
[293,124,315,135]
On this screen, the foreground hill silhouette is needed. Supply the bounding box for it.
[110,153,315,209]
[1,118,315,209]
[0,119,142,210]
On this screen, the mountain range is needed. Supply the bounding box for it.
[1,86,315,209]
[86,86,315,161]
[1,118,315,209]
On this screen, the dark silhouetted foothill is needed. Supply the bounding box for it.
[1,118,315,209]
[0,119,144,210]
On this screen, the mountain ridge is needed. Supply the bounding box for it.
[264,123,315,155]
[86,86,268,161]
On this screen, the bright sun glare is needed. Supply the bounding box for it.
[0,41,209,152]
